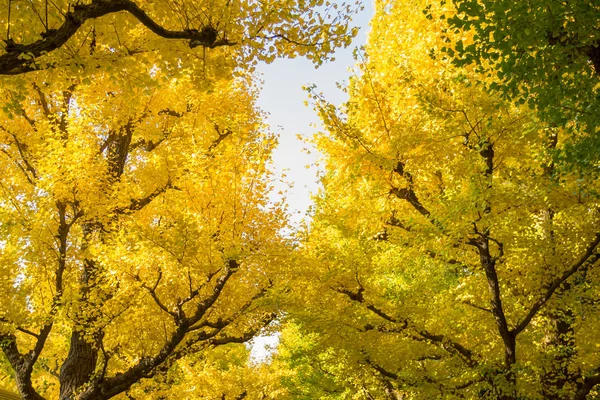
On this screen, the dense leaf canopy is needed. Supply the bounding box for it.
[1,0,599,399]
[0,0,360,75]
[282,0,600,399]
[442,0,600,171]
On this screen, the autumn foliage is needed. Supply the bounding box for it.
[288,0,600,399]
[1,0,599,399]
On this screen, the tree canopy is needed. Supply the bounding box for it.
[0,1,363,398]
[0,66,291,399]
[1,0,600,399]
[284,0,600,398]
[0,0,360,75]
[441,0,600,171]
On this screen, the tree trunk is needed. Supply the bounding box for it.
[541,307,577,399]
[59,330,99,400]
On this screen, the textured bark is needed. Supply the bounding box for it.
[59,331,100,400]
[13,367,46,400]
[0,334,45,400]
[56,115,136,398]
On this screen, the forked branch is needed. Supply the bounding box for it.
[0,0,234,75]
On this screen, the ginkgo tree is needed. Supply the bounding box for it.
[0,0,361,76]
[0,62,290,399]
[0,0,366,398]
[292,0,600,399]
[440,0,600,171]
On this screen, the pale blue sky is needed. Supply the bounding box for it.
[257,2,373,228]
[250,1,373,360]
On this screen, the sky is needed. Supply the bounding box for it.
[257,2,374,229]
[249,1,374,361]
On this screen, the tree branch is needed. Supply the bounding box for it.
[0,332,46,400]
[176,268,222,314]
[114,182,172,215]
[136,270,179,322]
[0,125,38,181]
[208,124,233,152]
[468,233,514,368]
[81,261,249,400]
[186,261,238,326]
[0,0,235,75]
[513,233,600,336]
[413,328,477,368]
[574,367,600,400]
[335,284,477,367]
[208,312,276,346]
